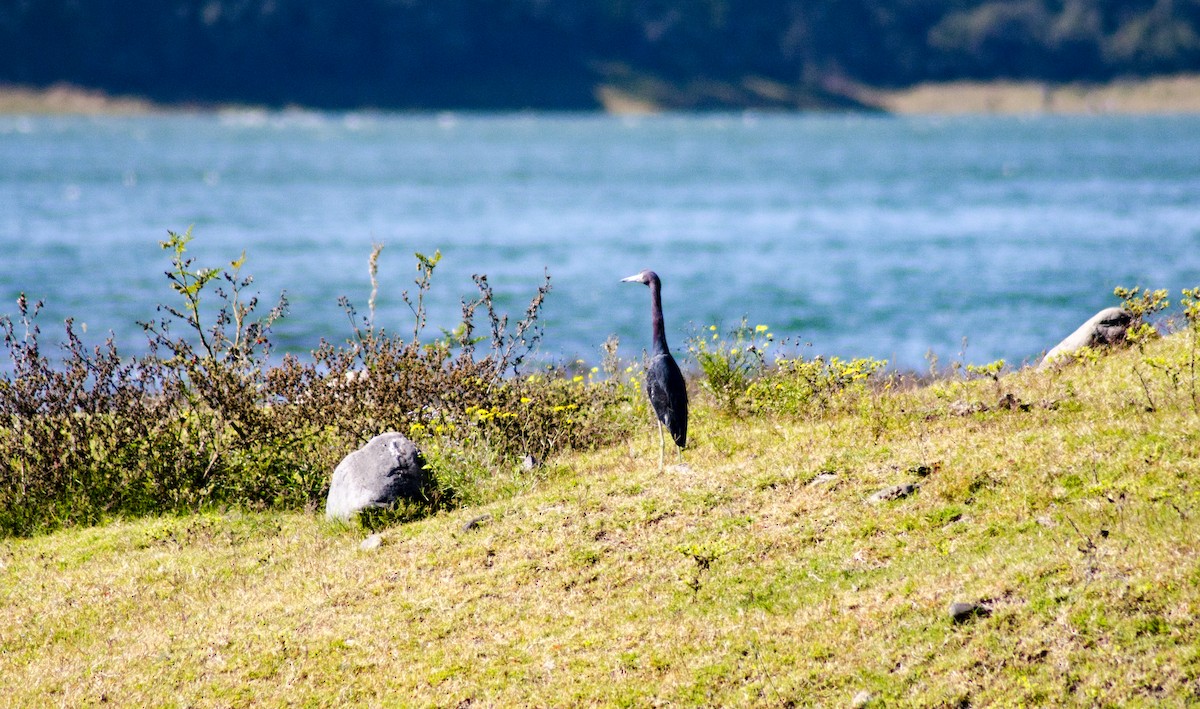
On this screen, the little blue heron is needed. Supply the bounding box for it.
[621,269,688,470]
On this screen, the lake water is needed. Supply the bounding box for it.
[2,111,1199,371]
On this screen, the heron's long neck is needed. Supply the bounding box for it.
[650,280,669,355]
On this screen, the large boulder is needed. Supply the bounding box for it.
[325,432,431,521]
[1040,307,1133,368]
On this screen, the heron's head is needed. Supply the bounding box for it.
[620,270,660,287]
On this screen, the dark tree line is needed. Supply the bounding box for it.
[1,0,1198,109]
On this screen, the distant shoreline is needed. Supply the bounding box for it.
[0,83,159,115]
[4,75,1200,115]
[860,75,1200,115]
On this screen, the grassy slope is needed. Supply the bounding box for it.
[2,334,1199,706]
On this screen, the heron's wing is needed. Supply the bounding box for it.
[646,353,688,448]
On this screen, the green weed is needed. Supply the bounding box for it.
[686,320,772,414]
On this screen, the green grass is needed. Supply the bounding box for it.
[3,332,1200,706]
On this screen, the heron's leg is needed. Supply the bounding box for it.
[657,420,666,472]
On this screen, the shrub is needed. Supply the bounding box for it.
[746,354,887,418]
[0,295,194,534]
[0,230,631,537]
[1181,287,1200,412]
[1114,285,1169,346]
[684,319,887,419]
[686,320,772,414]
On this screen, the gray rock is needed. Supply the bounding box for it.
[461,514,491,532]
[808,472,839,487]
[325,432,430,521]
[1040,307,1133,368]
[948,400,985,416]
[949,601,991,623]
[851,690,874,707]
[868,483,918,504]
[360,533,383,550]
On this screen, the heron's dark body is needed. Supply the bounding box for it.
[646,351,687,448]
[624,269,688,452]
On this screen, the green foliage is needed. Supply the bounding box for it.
[1115,285,1179,412]
[1114,284,1169,318]
[403,248,441,342]
[1181,287,1200,412]
[965,358,1008,400]
[747,354,887,417]
[965,359,1006,380]
[0,293,192,535]
[147,227,287,368]
[1115,285,1169,347]
[686,320,771,414]
[1107,284,1200,414]
[1181,287,1200,328]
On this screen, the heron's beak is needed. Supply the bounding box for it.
[620,273,642,283]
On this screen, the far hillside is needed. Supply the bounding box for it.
[2,1,1199,110]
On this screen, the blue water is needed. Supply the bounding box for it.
[2,111,1199,371]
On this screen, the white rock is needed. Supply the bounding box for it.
[1040,307,1133,368]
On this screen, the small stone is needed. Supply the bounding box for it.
[521,454,538,470]
[461,514,491,532]
[997,392,1020,410]
[851,690,873,707]
[949,400,985,416]
[949,601,991,623]
[908,463,939,477]
[360,533,383,551]
[868,483,917,504]
[808,472,838,487]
